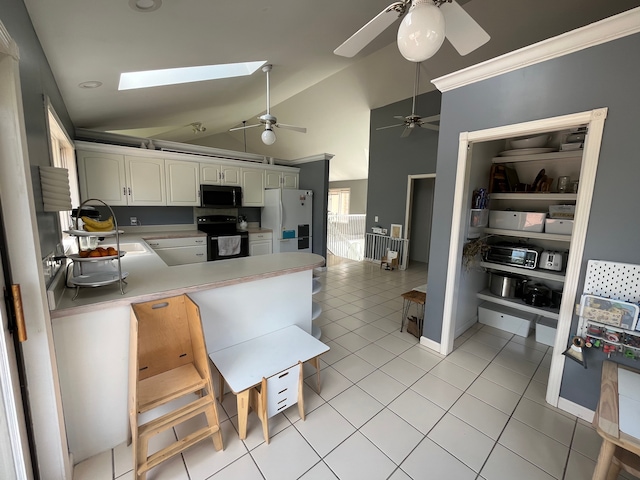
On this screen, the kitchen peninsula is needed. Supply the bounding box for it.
[50,233,324,462]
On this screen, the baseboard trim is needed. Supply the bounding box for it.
[557,396,595,423]
[420,335,441,354]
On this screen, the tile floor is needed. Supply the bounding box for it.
[74,259,630,480]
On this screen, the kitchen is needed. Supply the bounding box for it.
[3,1,633,478]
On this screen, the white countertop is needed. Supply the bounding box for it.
[51,232,324,318]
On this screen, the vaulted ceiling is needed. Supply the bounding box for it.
[23,0,640,180]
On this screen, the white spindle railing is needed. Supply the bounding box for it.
[327,214,366,261]
[364,233,410,270]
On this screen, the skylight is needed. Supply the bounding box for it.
[118,61,267,90]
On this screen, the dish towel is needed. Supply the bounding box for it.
[218,236,241,256]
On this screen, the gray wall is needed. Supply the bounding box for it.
[299,160,329,259]
[425,33,640,410]
[329,179,368,214]
[0,0,74,260]
[367,90,441,234]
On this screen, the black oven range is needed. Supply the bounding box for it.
[197,215,249,261]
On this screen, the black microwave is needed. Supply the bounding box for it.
[484,244,542,270]
[200,185,242,208]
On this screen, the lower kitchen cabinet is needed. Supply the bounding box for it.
[145,236,207,266]
[249,231,272,256]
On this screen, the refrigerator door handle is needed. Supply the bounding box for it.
[279,194,284,234]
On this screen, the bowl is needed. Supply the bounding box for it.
[510,134,550,149]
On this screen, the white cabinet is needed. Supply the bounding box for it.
[200,163,241,186]
[241,168,265,207]
[249,231,272,256]
[165,160,200,206]
[77,151,128,205]
[145,236,207,266]
[124,156,166,206]
[77,151,165,206]
[265,169,299,189]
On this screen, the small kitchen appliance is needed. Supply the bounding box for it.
[484,244,542,270]
[539,250,563,271]
[200,185,242,208]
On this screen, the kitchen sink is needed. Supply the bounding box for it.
[101,242,150,255]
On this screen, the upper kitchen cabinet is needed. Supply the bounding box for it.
[241,167,265,207]
[124,156,166,206]
[200,163,241,186]
[77,150,165,205]
[77,150,128,205]
[265,169,299,189]
[165,160,200,206]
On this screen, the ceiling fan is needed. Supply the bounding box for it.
[377,62,440,137]
[334,0,490,62]
[230,64,307,145]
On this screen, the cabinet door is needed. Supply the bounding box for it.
[76,151,127,205]
[166,160,200,206]
[200,163,221,185]
[282,172,298,189]
[124,156,166,206]
[154,246,207,266]
[265,170,281,189]
[249,241,272,256]
[220,165,241,186]
[241,168,265,207]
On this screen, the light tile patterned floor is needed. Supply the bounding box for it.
[73,259,629,480]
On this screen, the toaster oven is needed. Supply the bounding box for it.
[484,244,543,270]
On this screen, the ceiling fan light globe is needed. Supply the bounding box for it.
[397,1,445,62]
[261,128,276,145]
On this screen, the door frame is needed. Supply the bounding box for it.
[403,174,436,267]
[440,108,607,411]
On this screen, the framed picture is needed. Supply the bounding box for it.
[390,224,402,239]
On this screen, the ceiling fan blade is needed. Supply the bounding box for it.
[401,127,413,138]
[419,123,440,132]
[440,0,490,56]
[418,114,441,123]
[376,123,405,131]
[275,123,307,133]
[393,115,406,120]
[229,123,262,132]
[334,5,402,57]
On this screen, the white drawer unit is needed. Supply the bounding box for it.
[145,236,206,249]
[153,245,207,266]
[478,302,536,337]
[145,235,208,266]
[249,231,272,256]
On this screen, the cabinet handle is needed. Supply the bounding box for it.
[128,187,132,195]
[195,239,204,243]
[123,187,126,196]
[196,253,204,256]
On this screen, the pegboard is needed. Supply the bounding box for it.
[583,260,640,302]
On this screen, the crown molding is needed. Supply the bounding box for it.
[287,153,335,165]
[432,7,640,93]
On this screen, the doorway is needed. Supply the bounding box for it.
[404,174,436,269]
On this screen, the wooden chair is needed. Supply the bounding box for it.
[129,294,223,480]
[605,446,640,480]
[250,361,305,444]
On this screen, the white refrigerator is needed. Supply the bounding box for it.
[262,189,313,253]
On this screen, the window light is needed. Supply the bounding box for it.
[118,61,267,90]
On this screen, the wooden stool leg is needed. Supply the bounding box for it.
[218,372,225,402]
[605,462,620,480]
[136,437,148,480]
[593,440,616,480]
[309,356,322,392]
[203,404,224,451]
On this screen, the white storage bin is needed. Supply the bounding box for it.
[489,211,546,232]
[545,218,574,235]
[478,302,535,337]
[536,316,557,347]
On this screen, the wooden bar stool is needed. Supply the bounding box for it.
[400,290,426,337]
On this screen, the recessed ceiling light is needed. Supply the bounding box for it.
[118,61,266,90]
[78,81,103,89]
[128,0,162,13]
